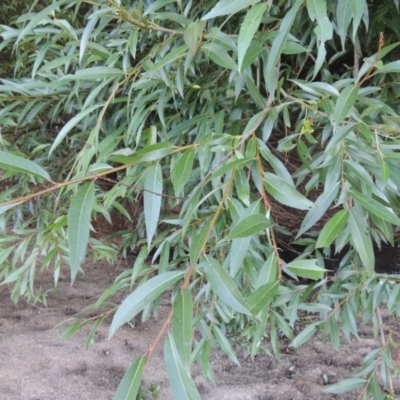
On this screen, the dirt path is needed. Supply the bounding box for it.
[1,258,399,400]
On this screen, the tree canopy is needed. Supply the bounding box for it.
[1,0,400,397]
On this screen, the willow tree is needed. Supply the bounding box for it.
[1,0,400,398]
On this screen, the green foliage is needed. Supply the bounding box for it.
[1,0,400,398]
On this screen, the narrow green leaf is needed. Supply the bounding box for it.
[172,149,195,197]
[0,202,22,215]
[306,0,333,42]
[224,214,272,241]
[16,0,66,44]
[324,378,367,394]
[110,142,174,164]
[375,60,400,74]
[202,43,237,70]
[184,21,206,54]
[203,256,251,315]
[248,281,280,315]
[68,183,95,284]
[264,172,315,210]
[165,334,201,400]
[264,0,303,96]
[298,182,340,237]
[316,210,349,248]
[349,189,400,226]
[109,271,185,337]
[211,158,252,179]
[172,289,193,367]
[63,67,124,80]
[235,168,250,206]
[79,15,98,64]
[257,253,278,287]
[350,0,366,41]
[201,0,257,20]
[190,218,212,264]
[0,151,50,181]
[147,44,188,73]
[336,0,352,49]
[333,84,359,125]
[329,316,340,351]
[49,104,102,154]
[144,163,163,247]
[212,325,240,366]
[291,322,319,347]
[348,209,374,274]
[286,259,325,280]
[237,3,268,72]
[229,237,251,277]
[113,356,146,400]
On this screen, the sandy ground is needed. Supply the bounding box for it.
[1,258,400,400]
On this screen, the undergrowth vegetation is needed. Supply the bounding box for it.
[1,0,400,398]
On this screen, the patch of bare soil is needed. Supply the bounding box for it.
[1,258,400,400]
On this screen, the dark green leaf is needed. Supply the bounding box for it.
[172,289,193,367]
[248,281,280,315]
[144,163,163,246]
[203,256,251,315]
[324,378,367,394]
[224,214,272,241]
[109,271,184,337]
[165,334,201,400]
[0,151,51,181]
[237,3,268,72]
[316,210,349,248]
[333,84,359,126]
[113,356,146,400]
[68,183,95,284]
[286,259,325,280]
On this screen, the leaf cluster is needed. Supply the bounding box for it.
[1,0,400,398]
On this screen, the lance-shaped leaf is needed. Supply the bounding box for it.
[0,151,51,181]
[264,172,315,210]
[146,44,188,74]
[62,66,124,80]
[109,271,185,338]
[316,209,349,248]
[144,163,163,247]
[68,183,95,284]
[212,325,240,366]
[172,149,195,197]
[184,21,206,54]
[264,0,303,96]
[333,84,359,126]
[172,289,193,367]
[201,0,257,20]
[298,182,340,237]
[248,281,280,315]
[349,189,400,226]
[306,0,333,42]
[348,209,374,274]
[190,217,212,264]
[224,214,272,241]
[238,3,268,72]
[286,259,325,280]
[203,256,251,315]
[324,378,367,394]
[113,356,146,400]
[49,104,102,154]
[165,334,201,400]
[291,321,319,347]
[110,142,174,164]
[202,43,237,70]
